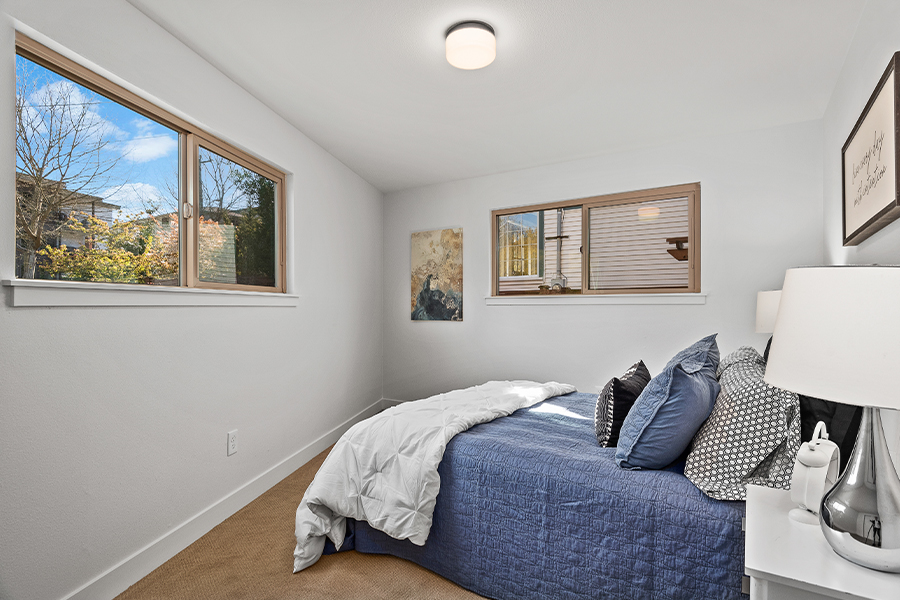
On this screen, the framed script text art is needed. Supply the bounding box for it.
[411,227,463,321]
[842,52,900,246]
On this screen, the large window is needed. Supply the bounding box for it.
[492,183,700,295]
[14,34,286,293]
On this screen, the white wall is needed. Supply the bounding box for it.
[823,0,900,263]
[0,2,383,600]
[383,120,824,401]
[822,0,900,467]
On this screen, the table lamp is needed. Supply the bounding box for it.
[764,266,900,573]
[756,289,782,361]
[755,290,782,334]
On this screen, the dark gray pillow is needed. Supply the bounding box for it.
[594,360,651,447]
[684,346,800,501]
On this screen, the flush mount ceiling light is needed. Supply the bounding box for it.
[445,21,496,70]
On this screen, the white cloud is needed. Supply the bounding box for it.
[133,119,155,135]
[29,80,126,142]
[102,182,166,215]
[119,134,178,163]
[26,81,175,164]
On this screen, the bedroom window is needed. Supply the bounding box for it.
[14,33,286,293]
[491,183,700,296]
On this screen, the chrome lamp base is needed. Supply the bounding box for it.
[819,407,900,572]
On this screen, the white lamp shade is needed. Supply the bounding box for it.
[755,289,782,333]
[446,23,496,70]
[764,266,900,410]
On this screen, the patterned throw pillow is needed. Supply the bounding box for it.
[594,361,651,447]
[684,346,801,501]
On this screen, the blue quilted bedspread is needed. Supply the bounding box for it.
[325,392,746,600]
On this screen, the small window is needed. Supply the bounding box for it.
[492,183,700,296]
[14,33,286,293]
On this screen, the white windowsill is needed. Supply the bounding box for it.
[485,293,707,306]
[2,279,299,308]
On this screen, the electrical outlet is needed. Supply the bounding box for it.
[227,430,238,456]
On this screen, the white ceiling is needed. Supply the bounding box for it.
[127,0,866,193]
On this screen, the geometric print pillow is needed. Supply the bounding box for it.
[594,360,651,447]
[684,346,800,501]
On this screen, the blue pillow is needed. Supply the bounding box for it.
[615,334,721,470]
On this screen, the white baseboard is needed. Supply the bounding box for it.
[381,397,404,408]
[63,398,392,600]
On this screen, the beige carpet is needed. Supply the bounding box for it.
[115,447,484,600]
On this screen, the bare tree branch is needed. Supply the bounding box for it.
[15,60,123,277]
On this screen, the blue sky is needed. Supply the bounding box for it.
[16,55,180,218]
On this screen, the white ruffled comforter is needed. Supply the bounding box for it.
[293,380,575,572]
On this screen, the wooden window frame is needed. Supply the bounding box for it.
[15,33,287,293]
[190,133,286,293]
[491,183,700,296]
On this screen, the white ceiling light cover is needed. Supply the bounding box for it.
[446,21,496,70]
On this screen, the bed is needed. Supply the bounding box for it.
[321,390,746,600]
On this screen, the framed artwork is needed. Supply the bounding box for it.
[410,227,462,321]
[842,52,900,246]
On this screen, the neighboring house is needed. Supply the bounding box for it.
[199,220,237,283]
[139,211,239,284]
[496,208,583,293]
[14,172,119,276]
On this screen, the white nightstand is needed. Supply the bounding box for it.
[745,484,899,600]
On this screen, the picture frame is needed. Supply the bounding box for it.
[842,52,900,246]
[410,227,463,321]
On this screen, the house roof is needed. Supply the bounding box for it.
[126,0,867,192]
[16,172,120,211]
